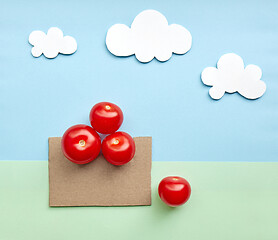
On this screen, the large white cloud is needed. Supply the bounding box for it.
[106,10,192,63]
[29,27,77,59]
[201,53,266,100]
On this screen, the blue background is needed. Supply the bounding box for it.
[0,0,277,161]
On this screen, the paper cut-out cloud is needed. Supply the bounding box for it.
[29,27,77,59]
[106,10,192,63]
[201,53,266,100]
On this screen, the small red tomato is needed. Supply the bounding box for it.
[61,124,101,164]
[89,102,123,134]
[102,132,135,166]
[158,176,191,207]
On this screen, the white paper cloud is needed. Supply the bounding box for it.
[201,53,266,100]
[29,27,77,59]
[106,10,192,63]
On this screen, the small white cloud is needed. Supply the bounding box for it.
[201,53,266,100]
[29,27,77,59]
[106,10,192,63]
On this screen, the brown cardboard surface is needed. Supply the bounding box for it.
[49,137,152,207]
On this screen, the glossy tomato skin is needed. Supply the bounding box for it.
[61,124,101,164]
[158,176,191,207]
[89,102,123,134]
[102,131,135,166]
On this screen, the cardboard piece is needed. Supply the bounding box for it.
[201,53,266,100]
[49,137,152,207]
[29,27,77,59]
[106,9,192,63]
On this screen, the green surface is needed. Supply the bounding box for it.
[0,161,278,240]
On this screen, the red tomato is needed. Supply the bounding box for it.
[158,176,191,207]
[102,131,135,166]
[89,102,123,134]
[61,124,101,164]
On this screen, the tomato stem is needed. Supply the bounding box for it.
[105,105,111,110]
[79,140,86,147]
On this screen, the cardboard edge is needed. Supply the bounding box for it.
[48,137,51,207]
[50,203,152,207]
